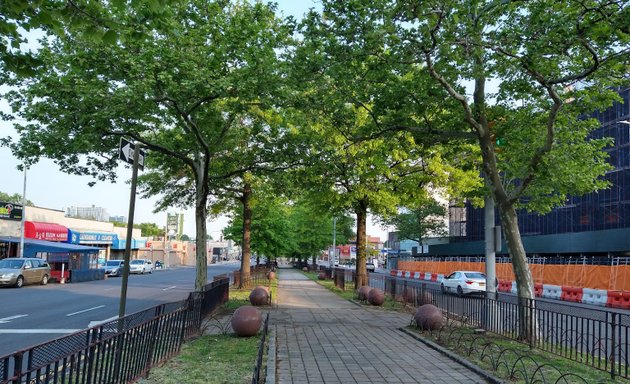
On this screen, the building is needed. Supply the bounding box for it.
[66,205,110,222]
[0,204,144,282]
[431,86,630,259]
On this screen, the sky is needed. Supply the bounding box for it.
[0,0,391,241]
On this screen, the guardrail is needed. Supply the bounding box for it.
[363,272,629,379]
[0,278,229,384]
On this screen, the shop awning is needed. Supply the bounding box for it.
[24,221,68,242]
[0,236,98,257]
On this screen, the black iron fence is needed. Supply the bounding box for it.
[0,278,229,384]
[361,273,630,380]
[251,313,270,384]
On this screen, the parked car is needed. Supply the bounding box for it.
[104,260,124,277]
[441,271,487,296]
[129,259,153,274]
[0,257,51,288]
[366,262,376,273]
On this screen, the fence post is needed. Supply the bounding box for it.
[11,352,22,384]
[85,328,99,383]
[611,312,617,379]
[144,305,164,378]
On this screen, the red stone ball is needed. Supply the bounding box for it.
[367,288,385,306]
[267,271,276,280]
[414,304,444,330]
[302,267,308,272]
[249,286,269,306]
[358,285,371,301]
[231,306,262,337]
[318,272,327,280]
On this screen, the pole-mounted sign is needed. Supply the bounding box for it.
[119,137,146,170]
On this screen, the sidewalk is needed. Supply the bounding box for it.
[268,267,494,384]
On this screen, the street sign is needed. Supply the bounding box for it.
[118,138,145,170]
[167,213,178,232]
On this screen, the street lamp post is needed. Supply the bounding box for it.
[19,166,27,258]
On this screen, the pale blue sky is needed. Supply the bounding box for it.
[0,1,389,240]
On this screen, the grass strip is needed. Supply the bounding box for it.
[137,333,260,384]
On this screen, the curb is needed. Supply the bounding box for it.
[265,325,276,384]
[398,327,504,384]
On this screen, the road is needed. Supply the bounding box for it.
[0,262,240,357]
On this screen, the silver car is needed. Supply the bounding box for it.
[0,257,51,288]
[104,260,124,277]
[129,259,153,274]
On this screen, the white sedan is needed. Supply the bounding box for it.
[129,259,154,274]
[441,271,486,296]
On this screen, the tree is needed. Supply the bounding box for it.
[382,198,448,247]
[290,9,482,288]
[307,0,629,340]
[2,1,291,291]
[0,191,34,206]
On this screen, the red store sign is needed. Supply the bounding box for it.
[24,221,69,242]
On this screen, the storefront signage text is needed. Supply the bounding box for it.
[0,201,23,221]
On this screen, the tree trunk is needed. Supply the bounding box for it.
[240,182,252,288]
[355,203,368,288]
[194,164,209,292]
[497,200,536,341]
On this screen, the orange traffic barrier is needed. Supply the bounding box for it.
[607,291,630,309]
[561,286,583,303]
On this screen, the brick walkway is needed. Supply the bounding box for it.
[268,267,493,383]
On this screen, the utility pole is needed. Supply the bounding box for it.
[19,165,27,258]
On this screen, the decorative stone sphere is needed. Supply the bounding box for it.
[367,288,385,306]
[318,272,326,280]
[357,286,371,301]
[414,304,443,330]
[267,271,276,280]
[249,286,269,306]
[302,267,308,272]
[231,306,262,337]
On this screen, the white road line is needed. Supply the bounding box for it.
[0,314,28,324]
[162,285,177,291]
[88,316,118,328]
[66,305,105,317]
[0,329,81,334]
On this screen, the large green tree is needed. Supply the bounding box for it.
[381,198,448,247]
[305,0,629,340]
[2,1,291,291]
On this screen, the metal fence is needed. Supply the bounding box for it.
[251,313,270,384]
[360,273,630,379]
[0,278,229,384]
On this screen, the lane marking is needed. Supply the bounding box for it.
[0,314,28,324]
[88,316,118,328]
[0,329,81,334]
[66,305,105,317]
[162,286,177,291]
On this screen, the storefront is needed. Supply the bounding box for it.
[68,229,117,264]
[0,236,101,282]
[110,238,147,260]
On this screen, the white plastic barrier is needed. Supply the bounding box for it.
[424,272,432,281]
[404,271,411,278]
[437,274,444,283]
[511,281,518,295]
[397,270,403,277]
[582,288,608,306]
[413,272,421,279]
[542,284,562,300]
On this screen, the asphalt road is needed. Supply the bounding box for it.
[0,262,240,357]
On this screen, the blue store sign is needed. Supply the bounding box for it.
[69,230,117,244]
